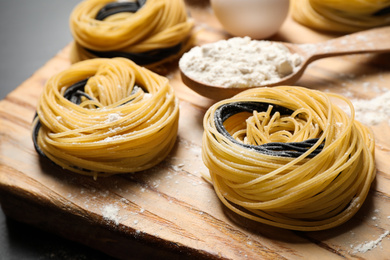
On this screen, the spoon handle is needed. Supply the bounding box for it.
[297,26,390,61]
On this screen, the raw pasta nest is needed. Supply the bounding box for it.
[202,86,376,231]
[32,58,179,178]
[69,0,194,67]
[291,0,390,33]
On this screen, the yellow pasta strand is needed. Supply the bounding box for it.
[291,0,390,33]
[69,0,194,67]
[202,86,375,231]
[32,57,179,178]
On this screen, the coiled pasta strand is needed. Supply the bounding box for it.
[69,0,194,67]
[202,86,375,231]
[291,0,390,33]
[32,57,179,178]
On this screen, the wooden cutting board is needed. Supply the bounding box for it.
[1,3,390,260]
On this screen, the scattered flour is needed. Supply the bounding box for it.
[171,163,185,171]
[353,230,389,253]
[100,135,125,143]
[102,204,120,225]
[179,36,302,88]
[344,89,390,126]
[105,113,121,123]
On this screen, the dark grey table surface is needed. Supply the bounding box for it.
[0,1,115,259]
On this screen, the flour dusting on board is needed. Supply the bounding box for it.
[341,89,390,126]
[348,207,390,255]
[353,231,389,253]
[351,90,390,126]
[102,204,120,225]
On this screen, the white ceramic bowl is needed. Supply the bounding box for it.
[210,0,290,39]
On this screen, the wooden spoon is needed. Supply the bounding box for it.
[180,26,390,100]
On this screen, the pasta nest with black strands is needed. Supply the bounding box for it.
[202,86,375,231]
[69,0,194,67]
[291,0,390,33]
[32,58,179,178]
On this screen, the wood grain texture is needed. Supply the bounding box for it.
[1,3,390,260]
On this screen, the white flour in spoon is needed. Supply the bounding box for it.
[179,36,302,88]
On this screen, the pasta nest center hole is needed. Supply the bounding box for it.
[223,105,321,145]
